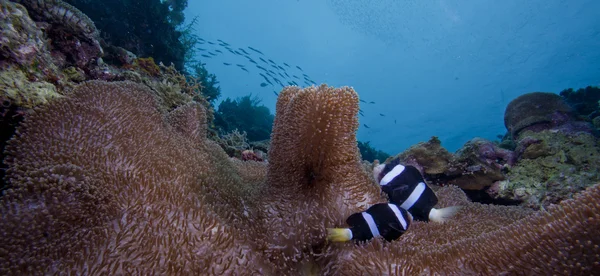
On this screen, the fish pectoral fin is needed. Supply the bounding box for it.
[386,222,402,232]
[326,228,352,242]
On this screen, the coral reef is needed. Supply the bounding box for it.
[395,136,453,175]
[385,116,599,208]
[449,138,513,190]
[0,0,47,65]
[63,0,187,70]
[504,92,595,139]
[12,0,103,68]
[392,137,511,193]
[0,67,61,108]
[214,94,274,142]
[12,0,99,45]
[357,140,390,162]
[0,81,599,274]
[560,85,600,120]
[0,0,65,86]
[492,130,600,208]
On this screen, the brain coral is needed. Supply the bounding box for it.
[504,92,574,138]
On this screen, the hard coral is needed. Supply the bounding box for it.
[504,92,575,138]
[215,129,251,158]
[0,80,271,274]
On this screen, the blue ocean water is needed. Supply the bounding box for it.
[184,0,600,155]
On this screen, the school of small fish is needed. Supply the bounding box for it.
[195,37,319,97]
[195,37,396,129]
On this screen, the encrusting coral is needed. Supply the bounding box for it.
[0,81,599,275]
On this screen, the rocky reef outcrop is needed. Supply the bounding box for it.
[391,90,600,209]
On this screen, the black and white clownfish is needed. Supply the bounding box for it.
[373,158,462,222]
[327,203,412,242]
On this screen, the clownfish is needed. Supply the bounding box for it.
[327,203,412,242]
[373,158,462,222]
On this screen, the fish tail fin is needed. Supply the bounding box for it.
[326,228,353,242]
[428,206,463,223]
